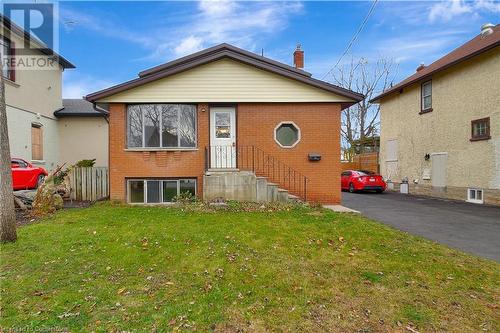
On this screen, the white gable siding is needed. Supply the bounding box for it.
[98,59,353,103]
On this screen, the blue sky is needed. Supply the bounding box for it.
[47,1,500,97]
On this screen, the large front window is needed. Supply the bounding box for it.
[128,178,197,203]
[127,104,196,149]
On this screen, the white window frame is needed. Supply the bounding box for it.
[127,104,197,150]
[274,121,301,148]
[127,178,197,204]
[467,188,484,204]
[421,80,432,111]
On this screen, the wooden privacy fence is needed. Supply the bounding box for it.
[341,152,379,174]
[69,167,109,201]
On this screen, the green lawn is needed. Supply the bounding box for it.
[1,202,499,332]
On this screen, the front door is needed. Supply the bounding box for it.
[210,107,236,168]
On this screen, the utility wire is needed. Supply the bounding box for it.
[322,0,378,80]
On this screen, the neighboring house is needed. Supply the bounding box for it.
[371,24,500,205]
[1,15,74,170]
[54,99,109,167]
[86,44,363,204]
[1,16,109,171]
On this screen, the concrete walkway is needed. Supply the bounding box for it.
[342,191,500,261]
[323,205,360,213]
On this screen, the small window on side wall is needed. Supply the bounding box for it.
[421,80,432,113]
[470,117,490,141]
[1,37,15,81]
[274,122,300,148]
[31,123,43,161]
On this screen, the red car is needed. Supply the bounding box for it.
[341,170,386,193]
[11,158,48,190]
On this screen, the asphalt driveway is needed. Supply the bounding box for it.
[342,191,500,261]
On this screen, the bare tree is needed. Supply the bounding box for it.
[0,74,17,242]
[331,57,397,159]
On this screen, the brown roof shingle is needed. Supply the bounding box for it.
[85,43,364,103]
[370,24,499,103]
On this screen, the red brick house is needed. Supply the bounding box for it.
[85,44,363,204]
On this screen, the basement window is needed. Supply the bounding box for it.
[467,188,484,204]
[128,178,196,204]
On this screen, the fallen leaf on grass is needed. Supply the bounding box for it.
[406,325,420,333]
[58,312,80,319]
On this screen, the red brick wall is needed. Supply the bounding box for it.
[237,103,341,203]
[108,102,341,204]
[108,103,209,201]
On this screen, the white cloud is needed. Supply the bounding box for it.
[374,27,470,65]
[198,0,237,17]
[428,0,500,22]
[59,8,152,47]
[163,1,303,57]
[174,35,204,57]
[61,1,304,61]
[429,0,472,22]
[475,0,500,13]
[63,73,115,98]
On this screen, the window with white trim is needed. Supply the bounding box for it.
[471,117,490,141]
[274,122,300,148]
[0,36,15,81]
[421,80,432,112]
[467,188,484,204]
[127,104,196,149]
[128,178,197,203]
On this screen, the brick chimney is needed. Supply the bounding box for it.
[293,44,304,69]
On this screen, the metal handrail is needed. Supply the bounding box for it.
[205,145,308,201]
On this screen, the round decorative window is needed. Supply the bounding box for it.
[274,122,301,148]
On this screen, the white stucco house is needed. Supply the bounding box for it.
[371,24,499,205]
[1,15,108,170]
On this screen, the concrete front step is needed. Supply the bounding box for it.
[287,194,301,203]
[277,188,290,203]
[204,171,300,203]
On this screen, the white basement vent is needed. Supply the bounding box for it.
[467,188,484,204]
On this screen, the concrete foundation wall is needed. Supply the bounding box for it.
[203,171,293,203]
[388,182,500,206]
[204,171,257,201]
